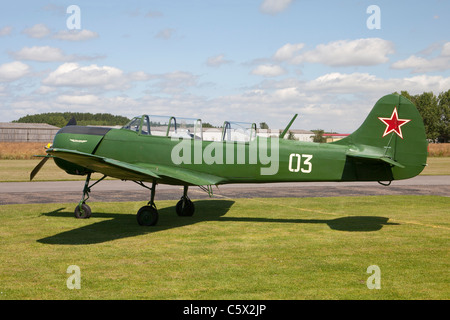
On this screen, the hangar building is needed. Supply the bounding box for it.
[0,123,60,142]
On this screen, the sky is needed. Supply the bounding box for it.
[0,0,449,132]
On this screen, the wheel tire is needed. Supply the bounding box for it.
[74,203,92,219]
[176,199,195,217]
[137,206,159,226]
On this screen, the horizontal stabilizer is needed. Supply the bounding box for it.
[347,152,405,168]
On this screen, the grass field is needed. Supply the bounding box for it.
[0,195,448,300]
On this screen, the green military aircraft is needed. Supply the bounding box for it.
[30,94,427,226]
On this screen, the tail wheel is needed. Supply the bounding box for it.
[137,205,159,226]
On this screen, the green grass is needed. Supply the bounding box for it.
[421,157,450,175]
[0,159,110,182]
[0,196,448,300]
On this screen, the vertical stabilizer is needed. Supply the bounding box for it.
[334,94,428,180]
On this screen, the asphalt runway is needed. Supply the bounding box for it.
[0,176,448,205]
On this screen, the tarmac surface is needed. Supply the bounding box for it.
[0,175,448,205]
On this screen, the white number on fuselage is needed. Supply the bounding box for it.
[288,154,313,173]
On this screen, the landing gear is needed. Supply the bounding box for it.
[176,186,195,216]
[71,176,196,226]
[75,203,91,219]
[136,205,158,226]
[136,180,159,226]
[74,173,106,219]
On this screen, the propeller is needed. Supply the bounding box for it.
[29,117,76,181]
[30,156,50,181]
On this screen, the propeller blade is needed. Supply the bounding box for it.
[30,157,50,181]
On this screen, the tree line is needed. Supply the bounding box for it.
[13,112,131,128]
[398,90,449,143]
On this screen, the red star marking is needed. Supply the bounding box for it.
[378,107,411,139]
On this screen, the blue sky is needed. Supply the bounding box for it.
[1,0,449,132]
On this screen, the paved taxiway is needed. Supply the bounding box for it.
[0,175,448,205]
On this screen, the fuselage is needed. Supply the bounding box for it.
[51,125,394,185]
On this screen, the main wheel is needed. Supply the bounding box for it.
[74,203,92,219]
[137,206,159,226]
[176,199,195,217]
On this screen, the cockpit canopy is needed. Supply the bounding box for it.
[123,115,258,142]
[221,121,257,142]
[122,115,203,139]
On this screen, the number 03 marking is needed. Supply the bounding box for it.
[288,154,313,173]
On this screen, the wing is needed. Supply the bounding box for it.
[47,148,225,186]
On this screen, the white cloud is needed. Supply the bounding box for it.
[34,86,55,95]
[206,54,232,67]
[53,29,99,41]
[42,63,151,91]
[12,46,69,62]
[251,64,286,77]
[10,46,101,62]
[273,43,304,61]
[0,26,13,36]
[276,38,395,66]
[57,94,101,105]
[391,42,450,73]
[304,72,450,95]
[42,63,128,90]
[21,23,98,41]
[260,0,294,15]
[149,71,199,94]
[0,61,31,82]
[22,23,51,38]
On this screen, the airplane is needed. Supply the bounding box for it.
[30,93,428,226]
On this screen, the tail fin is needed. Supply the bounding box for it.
[334,94,428,181]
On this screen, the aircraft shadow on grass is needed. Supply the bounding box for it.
[37,200,398,245]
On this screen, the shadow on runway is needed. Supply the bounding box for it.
[37,200,398,245]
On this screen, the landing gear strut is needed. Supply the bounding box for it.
[176,186,195,217]
[136,180,159,226]
[74,173,106,219]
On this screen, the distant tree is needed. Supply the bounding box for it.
[415,92,440,141]
[202,122,215,128]
[287,130,297,140]
[399,90,449,142]
[437,90,450,143]
[47,115,67,128]
[311,129,326,143]
[260,122,269,129]
[13,112,130,128]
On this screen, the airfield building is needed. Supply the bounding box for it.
[0,123,60,142]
